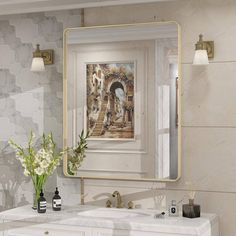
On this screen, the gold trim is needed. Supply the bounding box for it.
[177,22,182,182]
[63,21,182,183]
[204,41,214,59]
[41,49,54,65]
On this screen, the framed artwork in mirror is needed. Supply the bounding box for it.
[86,62,135,140]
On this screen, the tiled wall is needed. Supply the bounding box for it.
[0,10,82,210]
[0,0,236,235]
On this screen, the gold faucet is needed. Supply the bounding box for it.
[112,191,123,208]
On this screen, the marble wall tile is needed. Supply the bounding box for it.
[0,46,15,68]
[166,127,236,192]
[45,9,83,29]
[0,10,81,210]
[9,18,39,44]
[182,62,236,126]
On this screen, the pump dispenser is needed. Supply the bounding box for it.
[169,200,179,217]
[52,187,61,211]
[37,189,46,213]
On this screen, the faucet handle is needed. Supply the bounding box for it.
[127,201,134,209]
[106,200,112,208]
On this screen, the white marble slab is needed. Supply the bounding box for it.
[0,205,218,236]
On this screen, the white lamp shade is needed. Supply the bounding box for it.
[31,57,45,72]
[193,49,209,65]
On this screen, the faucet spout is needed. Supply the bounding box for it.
[112,191,123,208]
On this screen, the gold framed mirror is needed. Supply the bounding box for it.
[63,21,181,182]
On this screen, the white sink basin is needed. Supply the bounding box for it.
[77,208,150,219]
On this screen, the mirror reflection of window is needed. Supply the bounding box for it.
[157,85,170,178]
[156,62,178,179]
[170,64,178,180]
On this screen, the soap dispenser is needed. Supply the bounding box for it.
[169,200,179,217]
[37,189,47,213]
[52,187,61,211]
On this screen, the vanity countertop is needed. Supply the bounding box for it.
[0,205,218,236]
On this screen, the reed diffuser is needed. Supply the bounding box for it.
[182,188,200,218]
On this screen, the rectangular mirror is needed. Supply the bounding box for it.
[63,22,181,181]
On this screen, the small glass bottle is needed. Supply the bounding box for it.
[182,199,200,218]
[37,189,47,213]
[52,187,61,211]
[169,200,179,217]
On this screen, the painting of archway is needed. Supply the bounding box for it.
[86,62,135,139]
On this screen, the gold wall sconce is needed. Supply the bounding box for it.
[31,44,54,72]
[193,34,214,65]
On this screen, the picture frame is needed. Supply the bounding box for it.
[85,61,135,140]
[70,42,147,153]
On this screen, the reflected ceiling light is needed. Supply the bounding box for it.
[31,44,54,72]
[193,34,214,66]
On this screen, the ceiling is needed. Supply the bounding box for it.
[0,0,177,15]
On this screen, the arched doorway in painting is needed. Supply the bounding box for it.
[109,81,125,124]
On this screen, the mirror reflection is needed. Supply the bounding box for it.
[63,22,181,181]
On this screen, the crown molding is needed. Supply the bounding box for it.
[0,0,178,15]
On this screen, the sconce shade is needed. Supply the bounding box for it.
[193,34,214,65]
[193,49,209,65]
[31,57,45,71]
[31,44,45,72]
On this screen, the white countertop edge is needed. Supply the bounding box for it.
[0,205,218,236]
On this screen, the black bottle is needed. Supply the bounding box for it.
[37,189,47,213]
[52,187,61,211]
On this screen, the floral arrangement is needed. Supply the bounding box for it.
[8,131,62,209]
[67,130,89,176]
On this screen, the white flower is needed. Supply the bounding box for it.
[35,148,52,161]
[46,152,53,161]
[9,131,63,178]
[41,160,49,169]
[35,167,44,175]
[36,148,46,159]
[34,155,41,163]
[24,169,30,176]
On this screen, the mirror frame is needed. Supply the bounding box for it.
[63,21,182,182]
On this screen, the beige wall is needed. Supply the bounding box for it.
[59,1,236,236]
